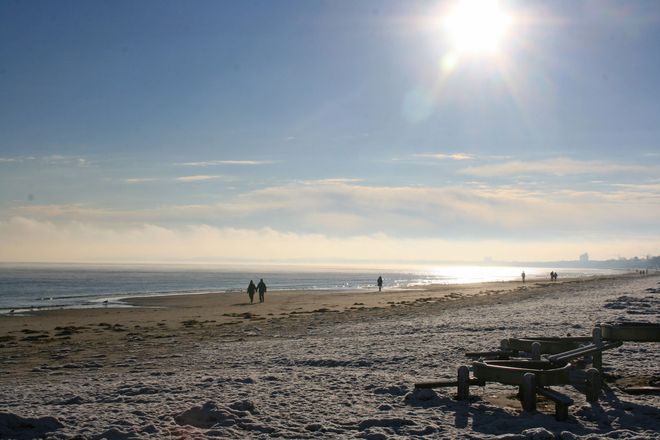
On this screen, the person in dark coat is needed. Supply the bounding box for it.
[257,278,267,303]
[247,280,256,304]
[377,276,383,292]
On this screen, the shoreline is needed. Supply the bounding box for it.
[0,266,638,315]
[2,271,645,312]
[0,272,652,343]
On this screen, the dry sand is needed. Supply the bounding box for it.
[1,273,658,439]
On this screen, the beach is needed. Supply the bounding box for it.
[1,273,658,439]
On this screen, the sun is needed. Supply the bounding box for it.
[443,0,513,56]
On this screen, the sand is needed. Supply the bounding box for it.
[1,273,658,439]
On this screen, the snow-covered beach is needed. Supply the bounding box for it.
[1,273,658,439]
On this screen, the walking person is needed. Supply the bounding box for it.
[257,278,267,303]
[521,271,526,283]
[377,276,383,292]
[247,280,256,304]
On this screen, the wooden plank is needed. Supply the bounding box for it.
[547,340,622,364]
[622,386,660,395]
[465,350,510,359]
[538,387,573,405]
[414,380,457,389]
[538,387,573,421]
[414,377,484,389]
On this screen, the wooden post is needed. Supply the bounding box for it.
[531,342,541,360]
[592,327,602,372]
[457,365,470,401]
[586,368,601,403]
[521,372,536,412]
[556,403,568,421]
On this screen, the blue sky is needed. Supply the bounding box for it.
[1,0,659,264]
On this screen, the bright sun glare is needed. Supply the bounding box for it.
[444,0,513,56]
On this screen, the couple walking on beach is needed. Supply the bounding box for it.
[247,279,267,304]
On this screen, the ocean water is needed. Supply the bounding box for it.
[0,263,625,313]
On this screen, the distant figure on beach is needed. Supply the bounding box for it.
[377,276,383,292]
[521,271,526,283]
[247,280,257,304]
[257,278,267,303]
[550,271,557,281]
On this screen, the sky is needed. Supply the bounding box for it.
[1,0,659,265]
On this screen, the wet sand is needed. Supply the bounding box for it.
[0,274,649,374]
[1,277,587,338]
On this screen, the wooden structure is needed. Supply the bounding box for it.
[414,322,659,420]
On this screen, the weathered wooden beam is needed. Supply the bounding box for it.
[538,387,573,421]
[585,368,601,402]
[622,386,660,395]
[414,377,484,389]
[521,373,536,412]
[547,340,622,364]
[465,350,511,359]
[457,365,470,400]
[414,380,457,389]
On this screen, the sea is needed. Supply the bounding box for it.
[0,263,627,313]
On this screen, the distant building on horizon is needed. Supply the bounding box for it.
[579,253,589,264]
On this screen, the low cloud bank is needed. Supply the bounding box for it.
[1,216,658,264]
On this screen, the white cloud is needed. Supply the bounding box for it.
[124,178,159,184]
[175,175,225,182]
[460,158,651,177]
[0,155,89,166]
[310,178,364,185]
[8,179,660,238]
[238,180,660,232]
[413,153,473,161]
[0,156,36,163]
[179,160,274,166]
[1,217,658,263]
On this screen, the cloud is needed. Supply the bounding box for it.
[460,158,651,177]
[8,178,660,240]
[0,156,36,163]
[0,155,89,167]
[413,153,473,161]
[178,160,274,166]
[124,178,159,184]
[42,155,89,166]
[175,175,226,182]
[2,216,659,263]
[311,178,364,184]
[238,180,660,232]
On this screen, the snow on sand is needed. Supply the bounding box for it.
[1,274,658,439]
